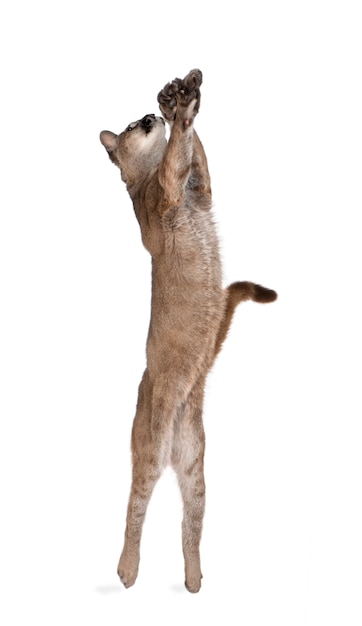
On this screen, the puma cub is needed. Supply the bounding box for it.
[100,69,277,593]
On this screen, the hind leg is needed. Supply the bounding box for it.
[118,369,184,588]
[178,454,205,593]
[117,371,165,588]
[172,382,206,593]
[118,456,161,588]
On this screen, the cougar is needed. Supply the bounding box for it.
[100,69,277,593]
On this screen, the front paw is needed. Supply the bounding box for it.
[158,69,202,124]
[157,78,183,122]
[181,69,203,99]
[175,69,202,125]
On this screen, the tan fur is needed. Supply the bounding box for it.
[100,69,277,592]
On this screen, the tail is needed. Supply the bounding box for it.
[213,281,277,360]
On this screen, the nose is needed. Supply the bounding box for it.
[140,114,156,130]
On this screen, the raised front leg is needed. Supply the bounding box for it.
[157,69,205,208]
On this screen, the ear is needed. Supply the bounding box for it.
[99,130,118,153]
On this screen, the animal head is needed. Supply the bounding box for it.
[100,114,167,188]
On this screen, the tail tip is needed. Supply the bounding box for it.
[253,284,278,303]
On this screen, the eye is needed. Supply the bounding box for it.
[127,126,133,132]
[126,121,138,132]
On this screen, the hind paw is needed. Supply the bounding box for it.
[117,552,139,589]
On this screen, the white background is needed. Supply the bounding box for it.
[1,1,361,624]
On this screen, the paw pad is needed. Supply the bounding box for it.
[158,69,202,123]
